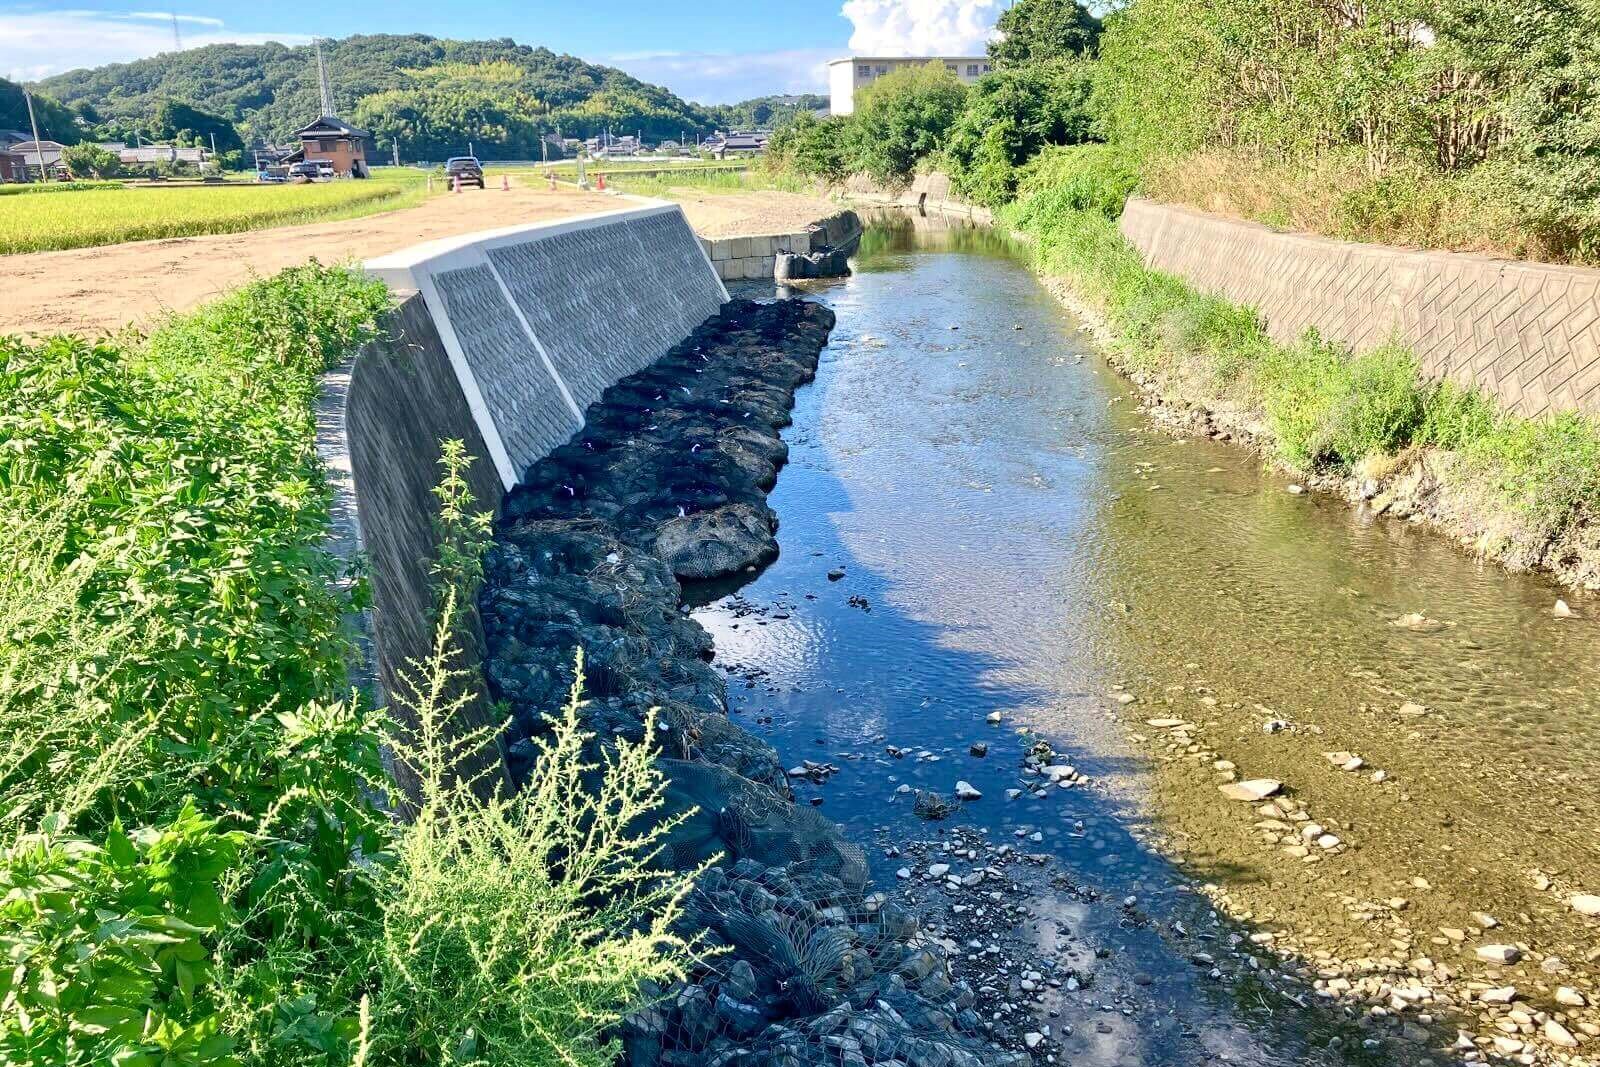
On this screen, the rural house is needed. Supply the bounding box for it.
[292,116,371,177]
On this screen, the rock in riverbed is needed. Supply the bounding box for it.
[1219,779,1283,802]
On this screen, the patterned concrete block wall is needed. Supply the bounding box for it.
[340,205,731,792]
[366,203,729,486]
[1120,198,1600,420]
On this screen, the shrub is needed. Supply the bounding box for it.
[944,60,1100,206]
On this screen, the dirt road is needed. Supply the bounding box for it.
[0,183,842,338]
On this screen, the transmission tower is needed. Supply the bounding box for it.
[171,12,182,51]
[314,39,336,117]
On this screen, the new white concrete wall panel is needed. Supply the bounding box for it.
[365,203,729,489]
[432,263,583,481]
[487,209,727,412]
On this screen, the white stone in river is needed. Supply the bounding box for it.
[1218,779,1282,802]
[1475,944,1522,965]
[1115,693,1137,705]
[1479,987,1517,1004]
[1553,598,1575,618]
[928,864,951,878]
[986,711,1003,724]
[896,868,911,880]
[1145,718,1188,728]
[1316,834,1341,850]
[1543,1020,1579,1048]
[955,781,982,800]
[1471,912,1499,929]
[1570,893,1600,916]
[1024,1033,1044,1049]
[1555,987,1587,1007]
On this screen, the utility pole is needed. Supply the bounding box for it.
[22,85,46,182]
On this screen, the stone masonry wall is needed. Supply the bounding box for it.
[1120,197,1600,420]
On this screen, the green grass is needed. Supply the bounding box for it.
[0,266,697,1066]
[1003,144,1600,536]
[0,180,126,196]
[606,163,817,198]
[0,169,433,254]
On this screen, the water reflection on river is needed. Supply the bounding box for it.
[692,219,1600,1062]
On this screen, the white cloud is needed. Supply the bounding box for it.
[1,11,308,81]
[841,0,1003,56]
[607,48,836,106]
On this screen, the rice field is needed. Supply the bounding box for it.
[0,170,433,254]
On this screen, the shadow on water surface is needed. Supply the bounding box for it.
[682,223,1385,1066]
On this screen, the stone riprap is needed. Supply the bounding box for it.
[366,203,729,490]
[1120,197,1600,420]
[480,298,1022,1067]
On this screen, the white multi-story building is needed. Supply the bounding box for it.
[827,56,994,116]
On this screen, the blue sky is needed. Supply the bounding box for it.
[1,0,1009,103]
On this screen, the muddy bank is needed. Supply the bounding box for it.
[479,297,1027,1067]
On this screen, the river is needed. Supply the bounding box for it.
[691,218,1600,1064]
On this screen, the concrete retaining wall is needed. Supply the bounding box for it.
[1120,197,1600,420]
[698,210,863,281]
[332,203,731,797]
[366,202,729,489]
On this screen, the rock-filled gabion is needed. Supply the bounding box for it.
[480,298,1025,1067]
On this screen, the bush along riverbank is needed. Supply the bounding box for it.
[1000,146,1600,594]
[481,298,1029,1067]
[0,268,700,1067]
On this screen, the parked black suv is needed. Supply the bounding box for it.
[444,156,486,189]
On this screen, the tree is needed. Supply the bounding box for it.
[768,112,851,180]
[62,143,124,179]
[989,0,1102,67]
[0,77,82,144]
[847,63,968,182]
[151,99,243,152]
[944,59,1100,205]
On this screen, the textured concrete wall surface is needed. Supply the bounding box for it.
[339,204,731,786]
[366,202,729,486]
[1120,198,1600,419]
[339,292,510,800]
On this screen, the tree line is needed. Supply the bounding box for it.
[768,0,1600,262]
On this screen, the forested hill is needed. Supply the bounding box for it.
[36,34,719,159]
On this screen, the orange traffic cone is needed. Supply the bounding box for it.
[597,172,606,191]
[502,174,510,191]
[453,174,461,194]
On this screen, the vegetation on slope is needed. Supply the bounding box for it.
[37,34,719,160]
[0,265,697,1064]
[1001,146,1600,574]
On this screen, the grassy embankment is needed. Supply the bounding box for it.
[1000,146,1600,586]
[0,169,434,254]
[0,266,696,1065]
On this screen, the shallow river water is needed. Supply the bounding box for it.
[693,220,1600,1063]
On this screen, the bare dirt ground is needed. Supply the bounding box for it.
[0,183,842,338]
[668,188,844,238]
